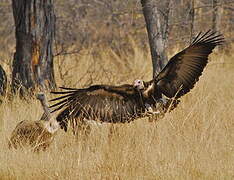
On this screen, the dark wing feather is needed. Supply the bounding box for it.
[50,85,144,131]
[154,30,224,98]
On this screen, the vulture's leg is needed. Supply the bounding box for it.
[147,98,168,122]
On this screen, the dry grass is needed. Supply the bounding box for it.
[0,44,234,180]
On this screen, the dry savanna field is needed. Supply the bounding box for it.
[0,42,234,179]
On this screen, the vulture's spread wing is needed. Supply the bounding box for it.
[50,85,143,131]
[155,30,224,98]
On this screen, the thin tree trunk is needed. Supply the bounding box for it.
[141,0,171,77]
[188,0,195,41]
[12,0,56,95]
[0,65,7,96]
[212,0,221,31]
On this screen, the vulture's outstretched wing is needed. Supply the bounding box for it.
[50,85,144,131]
[154,30,224,98]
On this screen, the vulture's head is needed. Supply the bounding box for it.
[134,79,157,99]
[133,79,145,91]
[36,93,46,101]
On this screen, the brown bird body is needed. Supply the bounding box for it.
[8,120,54,151]
[9,93,59,151]
[50,30,224,131]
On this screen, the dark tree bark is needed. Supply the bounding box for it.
[141,0,171,77]
[0,65,7,96]
[12,0,56,94]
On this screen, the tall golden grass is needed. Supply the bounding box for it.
[0,42,234,179]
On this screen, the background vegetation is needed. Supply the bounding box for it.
[0,0,233,179]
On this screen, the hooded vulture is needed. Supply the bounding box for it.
[50,30,224,131]
[9,93,59,151]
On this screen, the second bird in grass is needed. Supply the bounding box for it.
[8,93,59,152]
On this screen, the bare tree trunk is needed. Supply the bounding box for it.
[188,0,195,41]
[212,0,222,31]
[12,0,56,95]
[141,0,171,77]
[0,65,7,96]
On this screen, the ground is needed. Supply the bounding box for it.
[0,47,234,179]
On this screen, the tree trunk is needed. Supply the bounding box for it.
[188,0,195,41]
[212,0,221,31]
[0,65,7,96]
[12,0,56,95]
[141,0,171,78]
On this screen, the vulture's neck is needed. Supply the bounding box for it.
[39,98,51,121]
[142,82,155,99]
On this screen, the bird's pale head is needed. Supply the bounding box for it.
[36,93,46,101]
[133,79,145,90]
